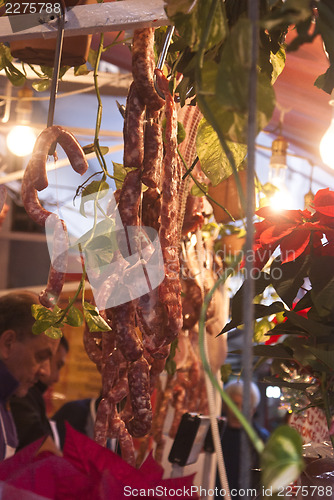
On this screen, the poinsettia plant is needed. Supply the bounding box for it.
[220,187,334,441]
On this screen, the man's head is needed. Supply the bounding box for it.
[40,335,69,387]
[223,379,261,429]
[0,291,60,397]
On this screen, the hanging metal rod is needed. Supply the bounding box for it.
[0,0,169,42]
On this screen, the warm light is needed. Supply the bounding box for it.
[270,185,293,211]
[6,125,37,157]
[268,135,291,211]
[320,90,334,170]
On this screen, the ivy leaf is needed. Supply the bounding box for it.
[5,65,26,87]
[32,79,51,92]
[79,180,109,217]
[83,302,111,332]
[196,117,247,186]
[82,143,109,156]
[64,305,83,327]
[45,326,63,339]
[112,162,137,191]
[261,425,304,492]
[74,64,90,76]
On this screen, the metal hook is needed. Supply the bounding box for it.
[47,0,66,133]
[154,25,175,100]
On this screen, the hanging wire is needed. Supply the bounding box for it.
[47,0,66,130]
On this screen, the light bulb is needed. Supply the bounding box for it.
[319,90,334,170]
[270,185,293,211]
[6,125,37,157]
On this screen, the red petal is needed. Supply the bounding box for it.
[313,188,334,217]
[280,229,310,262]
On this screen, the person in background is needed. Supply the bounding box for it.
[216,379,270,499]
[0,291,59,461]
[51,394,102,450]
[10,335,69,451]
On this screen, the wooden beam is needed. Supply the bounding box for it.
[0,0,170,42]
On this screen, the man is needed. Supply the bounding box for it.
[10,335,69,451]
[0,291,60,460]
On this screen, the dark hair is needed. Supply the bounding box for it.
[0,291,39,341]
[60,335,69,352]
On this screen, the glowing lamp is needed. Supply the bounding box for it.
[7,125,37,157]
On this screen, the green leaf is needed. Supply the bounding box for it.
[252,344,294,359]
[32,319,55,335]
[263,376,313,391]
[270,254,310,308]
[80,180,109,217]
[65,305,83,327]
[190,181,208,197]
[87,48,98,68]
[254,317,275,343]
[45,326,63,339]
[32,79,51,92]
[261,425,304,492]
[165,0,228,51]
[270,47,286,84]
[84,310,111,333]
[306,346,334,372]
[216,18,252,113]
[220,363,232,383]
[196,117,247,186]
[284,310,334,338]
[82,143,109,156]
[112,162,137,191]
[74,64,90,76]
[5,66,26,87]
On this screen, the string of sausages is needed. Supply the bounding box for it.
[21,125,88,308]
[87,27,185,463]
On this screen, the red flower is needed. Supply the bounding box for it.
[253,188,334,270]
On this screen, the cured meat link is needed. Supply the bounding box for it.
[83,324,102,371]
[154,70,183,348]
[126,356,152,437]
[123,82,145,170]
[94,397,110,447]
[28,125,88,191]
[107,299,143,362]
[21,170,52,226]
[142,110,163,189]
[132,28,165,112]
[39,216,69,308]
[109,415,136,467]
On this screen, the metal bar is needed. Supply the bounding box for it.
[156,25,175,70]
[47,3,65,129]
[0,0,169,42]
[240,0,259,495]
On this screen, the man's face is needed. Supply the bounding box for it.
[5,332,59,397]
[40,343,67,387]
